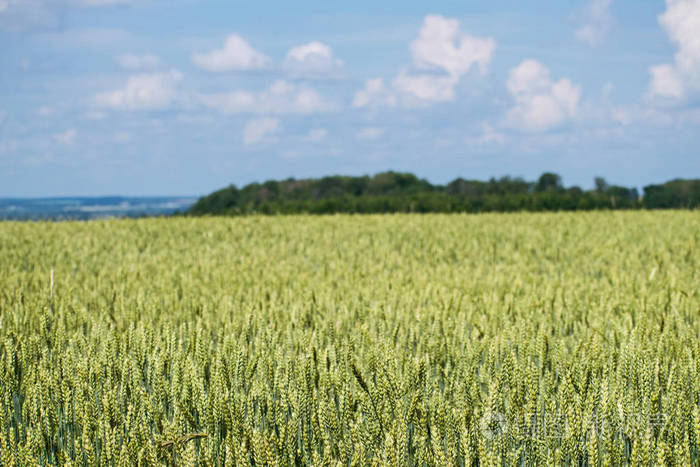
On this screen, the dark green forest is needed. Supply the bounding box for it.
[188,172,700,215]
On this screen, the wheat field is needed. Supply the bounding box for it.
[0,212,698,465]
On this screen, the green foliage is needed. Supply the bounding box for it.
[535,172,563,192]
[644,179,700,209]
[0,212,699,465]
[189,172,697,216]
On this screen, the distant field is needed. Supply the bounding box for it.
[0,196,196,221]
[0,212,698,465]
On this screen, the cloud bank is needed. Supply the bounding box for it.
[93,70,183,110]
[283,42,344,78]
[354,15,495,107]
[648,0,700,100]
[200,80,334,115]
[243,118,280,144]
[575,0,613,46]
[505,60,581,132]
[192,34,270,72]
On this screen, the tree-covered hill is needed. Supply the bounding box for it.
[188,172,699,215]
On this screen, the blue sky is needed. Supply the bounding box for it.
[0,0,698,196]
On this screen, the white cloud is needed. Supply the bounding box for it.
[505,59,581,132]
[649,64,684,99]
[664,0,700,77]
[611,108,631,126]
[612,106,674,126]
[352,78,397,108]
[200,80,333,115]
[393,70,457,103]
[54,129,76,145]
[357,127,385,140]
[192,34,270,72]
[117,53,160,70]
[304,128,328,142]
[353,15,495,107]
[410,15,494,77]
[575,0,613,46]
[243,118,280,144]
[648,0,700,100]
[93,69,183,111]
[396,14,494,104]
[283,41,344,78]
[465,124,507,146]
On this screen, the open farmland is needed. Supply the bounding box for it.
[0,212,699,465]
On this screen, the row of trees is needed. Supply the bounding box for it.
[188,172,700,215]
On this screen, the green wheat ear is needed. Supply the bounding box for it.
[0,211,698,464]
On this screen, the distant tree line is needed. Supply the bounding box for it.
[187,172,700,216]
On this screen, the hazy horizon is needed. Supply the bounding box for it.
[0,170,694,199]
